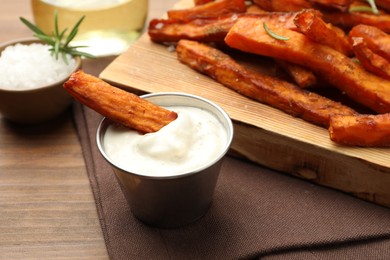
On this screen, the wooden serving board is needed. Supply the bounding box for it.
[100,0,390,208]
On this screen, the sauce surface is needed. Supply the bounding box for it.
[103,106,228,176]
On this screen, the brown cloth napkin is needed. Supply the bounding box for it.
[73,101,390,260]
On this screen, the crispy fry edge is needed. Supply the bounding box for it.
[64,70,178,133]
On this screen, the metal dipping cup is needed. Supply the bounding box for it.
[96,92,234,228]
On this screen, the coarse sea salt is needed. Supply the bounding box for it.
[0,43,76,90]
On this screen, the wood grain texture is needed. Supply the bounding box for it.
[0,0,177,258]
[0,113,108,259]
[100,0,390,207]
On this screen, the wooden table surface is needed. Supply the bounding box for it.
[0,0,177,258]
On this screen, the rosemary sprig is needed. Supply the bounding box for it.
[20,10,95,64]
[366,0,379,14]
[349,5,377,13]
[263,22,290,41]
[349,0,379,14]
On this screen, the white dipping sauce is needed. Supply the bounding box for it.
[103,106,228,176]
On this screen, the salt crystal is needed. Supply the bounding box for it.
[0,43,76,90]
[155,22,164,30]
[166,45,176,52]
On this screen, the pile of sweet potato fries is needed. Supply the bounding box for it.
[148,0,390,147]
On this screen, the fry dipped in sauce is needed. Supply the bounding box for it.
[64,71,177,133]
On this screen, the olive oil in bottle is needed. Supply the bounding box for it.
[31,0,148,56]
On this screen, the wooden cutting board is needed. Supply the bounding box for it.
[100,0,390,208]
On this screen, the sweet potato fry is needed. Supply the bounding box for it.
[176,40,358,127]
[245,11,298,29]
[194,0,214,5]
[224,16,390,113]
[275,59,317,88]
[294,9,353,56]
[349,24,390,61]
[377,0,390,12]
[64,71,177,133]
[351,37,390,80]
[246,4,267,14]
[167,0,246,22]
[253,0,312,12]
[329,113,390,146]
[148,14,241,44]
[309,0,353,11]
[323,9,390,33]
[148,12,297,44]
